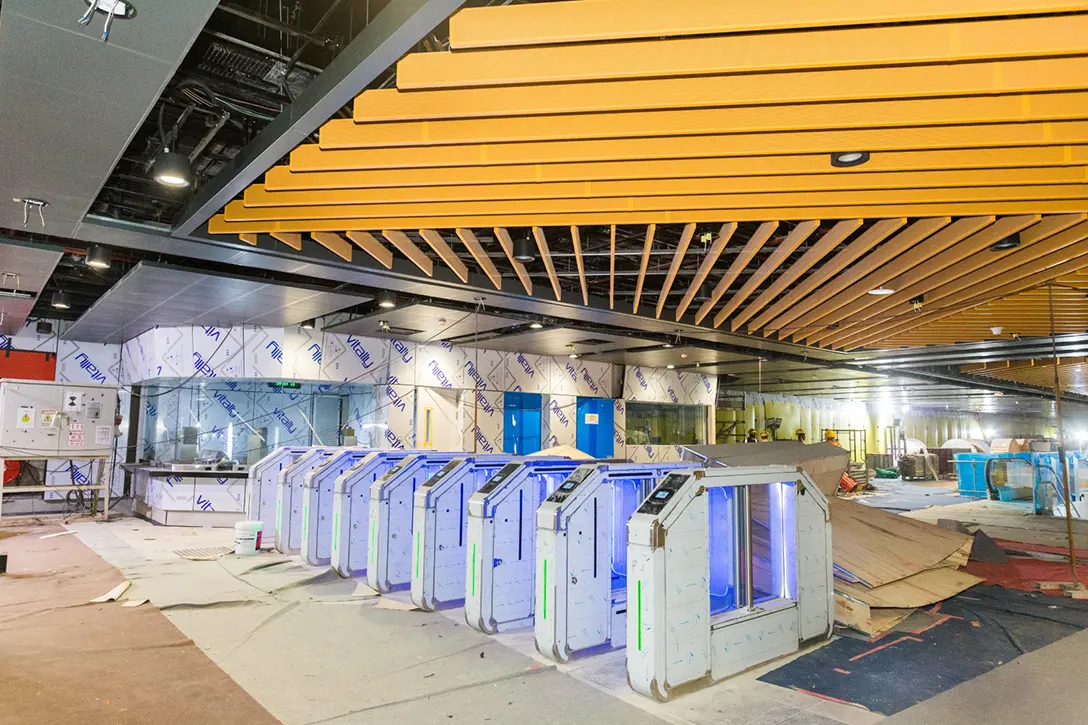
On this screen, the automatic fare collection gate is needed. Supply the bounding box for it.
[534,461,697,662]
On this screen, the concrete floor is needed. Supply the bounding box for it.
[62,516,1088,725]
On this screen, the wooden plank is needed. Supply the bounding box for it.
[448,0,1087,48]
[837,568,984,608]
[455,228,502,290]
[830,497,971,588]
[382,230,434,276]
[632,224,657,314]
[402,15,1088,91]
[798,216,998,343]
[730,219,861,330]
[309,232,352,262]
[657,222,696,318]
[845,220,1088,347]
[747,218,906,332]
[354,56,1088,123]
[532,226,562,300]
[419,229,469,282]
[675,222,736,321]
[206,199,1088,234]
[571,226,588,305]
[695,222,778,324]
[321,92,1088,149]
[493,227,532,294]
[294,121,1088,172]
[713,220,820,328]
[769,218,951,338]
[238,233,258,246]
[829,213,1086,348]
[270,231,302,250]
[345,231,392,268]
[609,224,616,310]
[816,214,1041,346]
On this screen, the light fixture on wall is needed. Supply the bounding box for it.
[51,291,71,309]
[300,318,315,330]
[513,234,536,263]
[830,151,870,168]
[377,290,396,309]
[867,286,895,296]
[36,320,54,335]
[86,245,111,269]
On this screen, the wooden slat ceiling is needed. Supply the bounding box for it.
[964,356,1088,395]
[207,0,1088,350]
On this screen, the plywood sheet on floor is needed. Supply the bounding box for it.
[838,567,984,608]
[0,525,278,725]
[830,497,971,587]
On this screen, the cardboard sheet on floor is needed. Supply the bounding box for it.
[681,442,849,496]
[830,497,971,587]
[837,567,984,608]
[760,584,1088,716]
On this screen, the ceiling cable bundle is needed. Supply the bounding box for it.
[77,0,136,43]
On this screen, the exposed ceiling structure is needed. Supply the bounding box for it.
[64,262,367,343]
[1,0,1086,420]
[0,240,64,335]
[0,0,221,238]
[964,357,1088,397]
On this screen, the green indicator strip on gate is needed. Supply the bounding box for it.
[369,525,375,560]
[302,504,308,537]
[415,532,421,578]
[332,512,339,551]
[637,580,643,651]
[542,559,548,621]
[470,544,477,597]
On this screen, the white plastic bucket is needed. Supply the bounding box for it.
[234,520,263,556]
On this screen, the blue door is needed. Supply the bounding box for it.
[576,397,614,458]
[503,392,542,455]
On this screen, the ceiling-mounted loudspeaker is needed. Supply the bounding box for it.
[377,290,396,309]
[86,245,111,269]
[513,234,535,263]
[36,321,53,335]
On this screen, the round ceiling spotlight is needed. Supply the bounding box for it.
[830,151,871,168]
[667,364,676,370]
[154,151,193,188]
[990,235,1021,252]
[51,291,70,309]
[377,290,396,309]
[300,318,316,330]
[86,245,111,269]
[513,234,536,263]
[529,321,544,329]
[867,286,895,296]
[567,345,578,360]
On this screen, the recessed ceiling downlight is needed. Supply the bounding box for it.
[830,151,871,168]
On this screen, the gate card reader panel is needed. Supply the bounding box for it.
[366,452,465,592]
[0,380,119,458]
[465,459,583,634]
[411,455,518,611]
[274,448,339,553]
[535,462,697,663]
[246,447,308,548]
[626,465,833,702]
[331,450,430,578]
[300,448,376,566]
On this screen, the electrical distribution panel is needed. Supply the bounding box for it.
[0,379,119,459]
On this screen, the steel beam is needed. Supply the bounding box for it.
[173,0,467,236]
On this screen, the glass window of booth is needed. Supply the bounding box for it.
[139,380,378,465]
[624,401,706,446]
